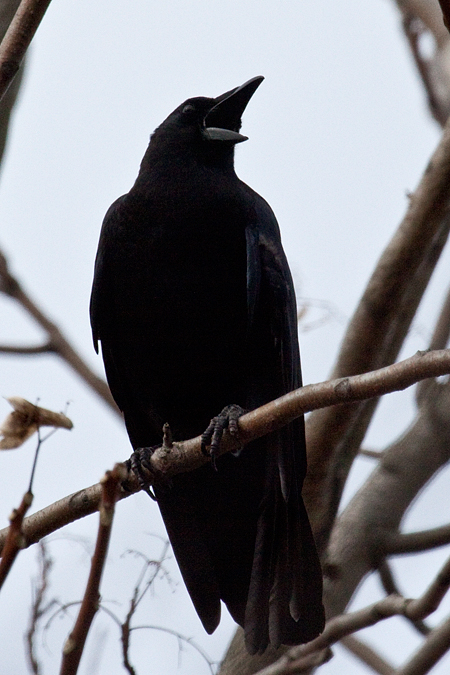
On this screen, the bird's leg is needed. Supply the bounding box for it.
[201,404,245,468]
[126,446,159,500]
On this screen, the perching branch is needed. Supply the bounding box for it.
[1,347,449,554]
[0,249,120,414]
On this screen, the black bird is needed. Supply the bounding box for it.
[90,77,324,654]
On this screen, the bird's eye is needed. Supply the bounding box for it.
[182,104,195,115]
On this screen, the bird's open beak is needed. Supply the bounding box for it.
[203,76,264,144]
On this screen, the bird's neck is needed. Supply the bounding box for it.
[133,146,237,197]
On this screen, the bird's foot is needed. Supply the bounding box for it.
[201,404,245,469]
[126,446,159,500]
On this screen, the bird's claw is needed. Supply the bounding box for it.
[128,446,158,500]
[201,404,245,469]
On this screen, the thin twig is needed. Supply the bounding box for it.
[0,342,53,354]
[1,348,450,553]
[126,624,217,674]
[378,560,398,596]
[359,448,383,459]
[0,490,33,587]
[25,541,54,675]
[406,554,450,622]
[120,542,171,674]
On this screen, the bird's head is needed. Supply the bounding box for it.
[144,76,264,171]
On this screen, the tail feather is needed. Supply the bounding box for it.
[244,488,275,655]
[245,437,325,653]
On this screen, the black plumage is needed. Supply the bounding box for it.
[90,77,324,654]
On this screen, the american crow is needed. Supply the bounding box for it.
[90,76,324,654]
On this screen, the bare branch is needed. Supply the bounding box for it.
[0,1,26,166]
[429,284,450,351]
[0,342,54,354]
[25,541,54,675]
[394,0,450,125]
[141,349,450,488]
[120,541,171,674]
[0,0,52,100]
[0,490,33,587]
[297,297,346,333]
[0,482,108,554]
[126,625,217,674]
[395,614,450,675]
[417,282,450,403]
[402,13,449,126]
[0,249,120,414]
[359,448,384,459]
[407,554,450,621]
[60,463,126,675]
[340,635,395,675]
[378,560,399,597]
[384,524,450,554]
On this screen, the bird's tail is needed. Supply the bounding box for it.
[244,454,324,655]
